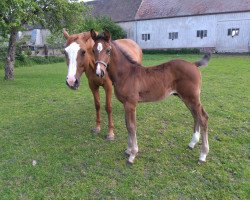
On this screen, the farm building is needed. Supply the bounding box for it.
[88,0,250,53]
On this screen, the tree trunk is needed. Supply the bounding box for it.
[5,27,18,80]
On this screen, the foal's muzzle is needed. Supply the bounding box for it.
[66,78,79,90]
[95,61,108,78]
[96,70,105,78]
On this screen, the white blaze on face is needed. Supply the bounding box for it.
[65,42,80,86]
[96,63,102,76]
[96,42,103,76]
[97,42,103,53]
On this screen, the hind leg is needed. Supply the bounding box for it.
[181,93,209,162]
[199,107,209,163]
[182,97,202,150]
[190,104,209,162]
[188,118,200,149]
[124,102,138,164]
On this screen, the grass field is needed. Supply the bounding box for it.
[0,54,249,199]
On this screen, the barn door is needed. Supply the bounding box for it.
[216,19,250,53]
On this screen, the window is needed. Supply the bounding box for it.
[142,34,150,41]
[169,32,178,40]
[197,30,207,39]
[228,28,240,37]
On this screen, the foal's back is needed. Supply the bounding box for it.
[126,59,202,102]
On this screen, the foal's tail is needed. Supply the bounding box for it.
[194,53,211,67]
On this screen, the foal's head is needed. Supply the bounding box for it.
[63,30,93,90]
[90,29,112,78]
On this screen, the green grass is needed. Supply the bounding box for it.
[0,54,249,199]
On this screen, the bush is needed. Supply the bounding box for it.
[30,56,65,65]
[0,61,4,69]
[0,39,65,69]
[0,55,65,69]
[76,16,126,40]
[0,46,7,62]
[15,58,33,68]
[96,16,126,40]
[16,51,28,62]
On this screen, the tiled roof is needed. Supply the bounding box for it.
[135,0,250,20]
[87,0,250,22]
[87,0,142,22]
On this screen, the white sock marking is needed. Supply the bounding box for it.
[199,153,207,162]
[128,154,136,163]
[189,131,200,148]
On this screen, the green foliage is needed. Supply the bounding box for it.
[30,56,65,64]
[15,56,65,68]
[0,0,87,36]
[48,15,126,48]
[0,37,65,68]
[46,32,65,49]
[1,0,87,79]
[86,16,126,40]
[0,54,249,199]
[0,47,7,62]
[0,54,65,69]
[63,16,126,40]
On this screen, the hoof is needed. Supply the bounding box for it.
[128,154,136,164]
[124,149,131,156]
[106,135,115,141]
[188,145,194,150]
[91,128,100,135]
[126,160,134,166]
[198,160,206,165]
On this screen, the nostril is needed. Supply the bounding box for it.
[101,70,104,77]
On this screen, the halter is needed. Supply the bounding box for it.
[95,60,108,68]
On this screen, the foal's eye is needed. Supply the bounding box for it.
[106,48,111,54]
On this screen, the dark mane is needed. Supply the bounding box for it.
[95,34,106,41]
[112,41,141,67]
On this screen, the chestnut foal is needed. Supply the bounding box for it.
[63,30,142,140]
[91,29,211,164]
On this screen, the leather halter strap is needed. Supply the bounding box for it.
[95,60,108,68]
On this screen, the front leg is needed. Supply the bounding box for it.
[90,86,101,134]
[103,82,114,140]
[124,102,138,164]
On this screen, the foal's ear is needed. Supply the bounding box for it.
[103,30,111,42]
[90,29,97,41]
[63,28,69,39]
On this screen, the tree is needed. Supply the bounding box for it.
[96,16,126,40]
[46,15,126,55]
[0,0,87,80]
[80,16,126,40]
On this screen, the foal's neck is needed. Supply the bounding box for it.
[109,42,138,83]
